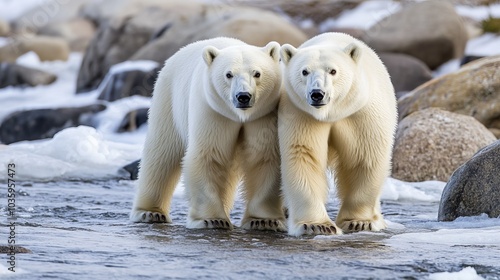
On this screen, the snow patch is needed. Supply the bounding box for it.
[428,267,484,280]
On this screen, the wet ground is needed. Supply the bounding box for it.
[1,180,499,279]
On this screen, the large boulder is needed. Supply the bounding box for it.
[0,36,70,62]
[76,1,307,93]
[392,108,497,182]
[438,140,500,221]
[0,63,57,88]
[0,19,10,36]
[362,0,468,69]
[398,55,500,137]
[378,52,433,95]
[97,62,160,102]
[37,18,96,52]
[0,105,105,144]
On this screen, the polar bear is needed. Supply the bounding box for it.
[130,37,286,232]
[279,32,397,236]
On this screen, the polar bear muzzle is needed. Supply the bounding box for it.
[234,91,253,109]
[308,89,328,108]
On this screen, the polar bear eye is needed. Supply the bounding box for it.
[329,69,337,75]
[302,70,309,76]
[226,72,233,79]
[254,72,261,78]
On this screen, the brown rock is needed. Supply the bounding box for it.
[0,19,10,36]
[0,36,70,62]
[37,18,96,52]
[398,55,500,133]
[231,0,359,25]
[76,1,307,93]
[392,108,496,182]
[131,6,308,62]
[362,0,468,69]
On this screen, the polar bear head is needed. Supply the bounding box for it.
[280,42,369,122]
[202,41,281,122]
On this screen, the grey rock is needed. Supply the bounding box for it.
[392,108,497,182]
[0,104,106,144]
[123,159,140,180]
[438,140,500,221]
[118,108,149,132]
[378,52,433,94]
[0,63,57,88]
[98,66,160,102]
[362,0,468,69]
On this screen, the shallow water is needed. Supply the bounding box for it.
[1,180,500,279]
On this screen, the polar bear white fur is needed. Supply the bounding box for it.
[130,37,286,231]
[279,32,397,236]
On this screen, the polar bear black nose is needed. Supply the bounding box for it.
[310,89,325,102]
[236,92,252,104]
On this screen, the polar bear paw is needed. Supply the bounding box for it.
[187,219,234,230]
[130,210,171,223]
[241,218,287,232]
[289,222,342,236]
[339,219,386,233]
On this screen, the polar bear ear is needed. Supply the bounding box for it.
[262,41,280,62]
[280,44,297,65]
[344,43,361,63]
[203,46,220,66]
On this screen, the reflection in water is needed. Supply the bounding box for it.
[1,180,499,279]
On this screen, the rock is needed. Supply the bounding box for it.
[378,52,433,94]
[98,64,160,101]
[0,19,10,36]
[490,128,500,139]
[362,0,468,69]
[438,140,500,221]
[0,63,57,88]
[118,108,149,132]
[0,36,70,62]
[392,108,497,182]
[76,1,307,93]
[37,18,97,52]
[398,55,500,133]
[0,104,106,144]
[122,159,140,180]
[0,245,32,254]
[233,0,358,25]
[460,55,484,66]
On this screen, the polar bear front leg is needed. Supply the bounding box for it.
[183,115,241,230]
[130,107,184,223]
[331,117,391,233]
[240,113,286,232]
[279,106,342,236]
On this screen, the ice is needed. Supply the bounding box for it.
[381,178,446,202]
[389,226,500,246]
[94,95,151,135]
[429,267,485,280]
[0,126,141,181]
